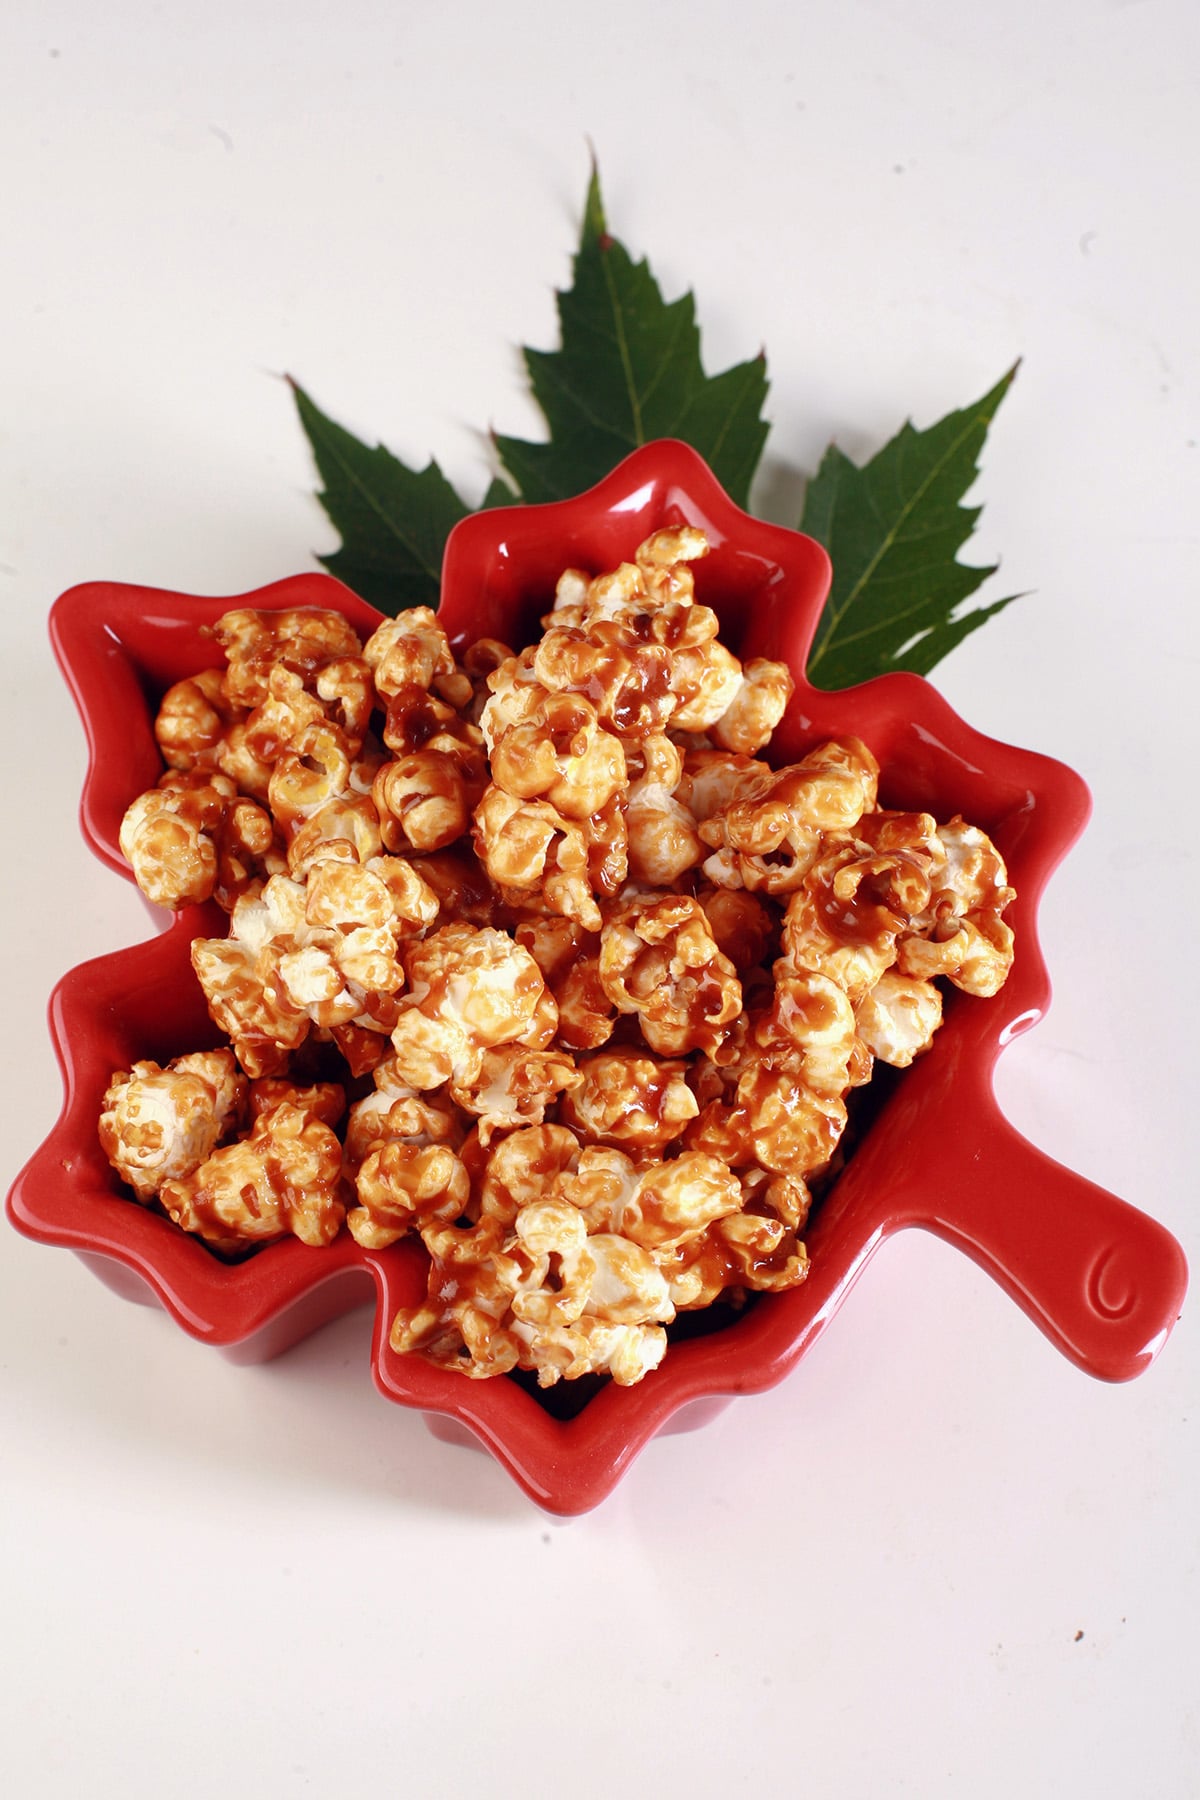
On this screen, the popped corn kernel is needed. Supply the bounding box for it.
[213,607,364,709]
[155,669,243,772]
[710,657,796,755]
[699,737,880,895]
[599,895,742,1057]
[613,1152,745,1253]
[752,969,860,1099]
[348,1141,470,1248]
[314,657,376,756]
[668,638,745,732]
[343,1053,464,1172]
[285,791,383,878]
[663,1206,809,1311]
[534,627,677,739]
[119,770,240,910]
[473,784,602,931]
[779,818,941,1004]
[509,1198,596,1327]
[99,1050,245,1202]
[371,751,461,854]
[477,1123,583,1223]
[625,735,704,886]
[734,1058,848,1180]
[512,1317,669,1388]
[362,607,456,699]
[560,1050,698,1150]
[389,923,554,1088]
[895,818,1016,996]
[489,689,626,820]
[160,1100,346,1250]
[552,951,617,1050]
[267,719,354,835]
[449,1044,581,1144]
[190,935,310,1078]
[855,968,944,1067]
[240,664,328,766]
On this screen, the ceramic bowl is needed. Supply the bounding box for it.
[7,440,1188,1514]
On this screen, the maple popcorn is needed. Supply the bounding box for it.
[101,526,1016,1387]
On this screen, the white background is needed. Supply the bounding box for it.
[2,3,1197,1794]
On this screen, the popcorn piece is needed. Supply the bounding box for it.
[285,792,383,879]
[699,737,880,895]
[348,1141,470,1248]
[625,736,704,886]
[599,896,742,1056]
[344,1053,463,1171]
[457,1126,574,1234]
[99,1050,245,1202]
[710,657,795,755]
[510,1198,597,1328]
[489,690,626,820]
[552,952,617,1051]
[240,664,328,766]
[461,637,516,724]
[213,607,364,709]
[668,638,745,732]
[449,1044,581,1144]
[895,819,1016,997]
[662,1207,809,1311]
[478,651,544,754]
[389,923,555,1089]
[752,969,860,1098]
[268,720,353,837]
[473,785,601,931]
[155,669,243,772]
[120,771,238,910]
[780,816,940,1004]
[607,1153,744,1253]
[733,1060,847,1180]
[534,628,677,739]
[202,858,439,1072]
[511,915,615,1048]
[679,749,774,823]
[190,935,310,1078]
[560,1050,698,1151]
[372,751,470,854]
[314,657,376,757]
[511,1317,669,1388]
[855,968,944,1067]
[363,607,456,700]
[159,1100,346,1250]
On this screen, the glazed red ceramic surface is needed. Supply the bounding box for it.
[7,440,1188,1514]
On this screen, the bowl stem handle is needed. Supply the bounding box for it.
[906,1117,1187,1381]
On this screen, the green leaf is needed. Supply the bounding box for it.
[289,377,469,614]
[801,366,1020,689]
[479,475,518,510]
[494,166,770,507]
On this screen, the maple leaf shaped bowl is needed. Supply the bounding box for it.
[7,439,1188,1515]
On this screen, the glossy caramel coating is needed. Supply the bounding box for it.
[104,536,1016,1386]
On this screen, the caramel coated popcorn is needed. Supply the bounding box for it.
[101,531,1016,1387]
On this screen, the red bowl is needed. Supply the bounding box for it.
[7,439,1188,1514]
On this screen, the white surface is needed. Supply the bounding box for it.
[2,2,1197,1794]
